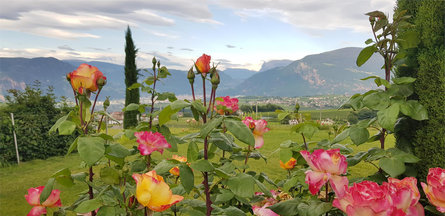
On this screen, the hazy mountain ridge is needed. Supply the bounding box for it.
[0,47,384,101]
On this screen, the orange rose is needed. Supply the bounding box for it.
[195,54,211,75]
[280,157,297,170]
[67,63,106,94]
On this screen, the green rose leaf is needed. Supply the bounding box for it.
[77,136,105,166]
[214,189,234,204]
[392,77,416,85]
[400,100,428,120]
[292,122,319,139]
[75,199,102,214]
[268,198,301,216]
[224,119,255,146]
[379,157,406,177]
[190,159,214,172]
[179,164,194,193]
[332,128,350,144]
[39,178,55,203]
[58,120,76,135]
[363,92,390,110]
[124,103,140,112]
[377,104,400,131]
[357,45,378,66]
[200,116,223,138]
[100,167,120,185]
[346,151,368,167]
[227,173,255,198]
[52,168,74,187]
[154,160,176,174]
[349,125,370,145]
[187,142,199,162]
[280,148,293,163]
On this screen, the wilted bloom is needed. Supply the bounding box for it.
[333,181,392,216]
[242,117,270,149]
[300,149,348,197]
[67,63,106,95]
[195,54,211,76]
[421,167,445,213]
[169,155,187,176]
[134,131,171,156]
[215,96,239,115]
[132,171,183,212]
[384,177,424,216]
[280,157,297,170]
[252,203,279,216]
[25,186,62,216]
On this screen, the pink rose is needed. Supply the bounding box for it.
[333,181,392,216]
[25,186,62,216]
[215,96,239,115]
[300,149,349,197]
[384,177,424,216]
[252,203,279,216]
[242,117,270,149]
[134,131,171,156]
[421,167,445,213]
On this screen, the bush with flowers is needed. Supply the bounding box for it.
[24,9,445,216]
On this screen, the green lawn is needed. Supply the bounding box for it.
[0,117,393,215]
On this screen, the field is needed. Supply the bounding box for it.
[0,115,393,215]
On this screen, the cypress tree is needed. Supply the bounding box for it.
[123,26,140,129]
[395,0,445,181]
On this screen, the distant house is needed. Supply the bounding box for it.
[110,112,124,125]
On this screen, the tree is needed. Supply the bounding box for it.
[124,26,140,128]
[395,0,445,181]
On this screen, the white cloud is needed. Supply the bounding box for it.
[214,0,395,32]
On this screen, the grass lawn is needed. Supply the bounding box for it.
[0,117,393,215]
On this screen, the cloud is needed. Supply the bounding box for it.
[87,47,112,51]
[0,0,216,39]
[58,45,75,51]
[180,48,193,51]
[167,46,174,49]
[226,44,236,48]
[215,0,395,32]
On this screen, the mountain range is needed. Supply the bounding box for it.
[0,47,384,102]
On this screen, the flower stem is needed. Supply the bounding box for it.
[301,133,308,150]
[90,88,101,117]
[149,68,158,129]
[202,76,206,107]
[243,145,251,173]
[190,83,196,101]
[88,166,96,216]
[146,155,151,171]
[72,89,78,106]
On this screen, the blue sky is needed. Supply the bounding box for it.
[0,0,395,71]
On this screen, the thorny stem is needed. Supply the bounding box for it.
[207,88,215,114]
[90,88,102,117]
[146,155,152,171]
[302,133,308,150]
[97,115,105,132]
[72,89,78,106]
[191,83,196,101]
[149,68,158,129]
[88,166,96,216]
[79,100,84,127]
[325,183,329,216]
[202,76,206,107]
[200,77,212,216]
[243,145,252,173]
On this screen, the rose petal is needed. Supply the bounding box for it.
[305,170,329,195]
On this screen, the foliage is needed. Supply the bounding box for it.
[0,83,76,163]
[240,103,284,113]
[124,26,140,129]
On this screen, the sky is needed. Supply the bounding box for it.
[0,0,396,71]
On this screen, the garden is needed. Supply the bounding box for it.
[0,2,444,216]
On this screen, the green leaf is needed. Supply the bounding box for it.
[52,168,74,187]
[254,179,272,197]
[347,151,368,167]
[224,119,255,146]
[332,128,349,144]
[357,45,378,66]
[392,77,416,85]
[210,132,234,151]
[66,137,79,156]
[365,38,374,45]
[179,164,194,193]
[49,114,69,134]
[124,103,140,112]
[349,125,369,145]
[388,84,414,97]
[292,122,319,139]
[278,112,290,121]
[377,104,400,131]
[170,100,190,110]
[77,137,105,166]
[58,120,76,135]
[227,174,255,198]
[153,160,176,174]
[268,198,301,216]
[100,167,120,185]
[379,157,406,177]
[75,199,102,214]
[215,189,234,204]
[301,200,332,216]
[343,94,364,110]
[365,147,388,161]
[280,148,293,163]
[97,206,115,216]
[200,116,223,138]
[190,159,214,172]
[223,206,245,216]
[128,83,142,90]
[363,92,390,110]
[374,78,391,88]
[158,105,175,126]
[191,100,206,114]
[187,142,199,162]
[39,178,55,203]
[400,100,428,120]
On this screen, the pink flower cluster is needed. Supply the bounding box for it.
[333,178,424,216]
[421,167,445,213]
[25,186,62,216]
[134,131,171,156]
[242,117,270,149]
[214,96,239,115]
[300,149,349,197]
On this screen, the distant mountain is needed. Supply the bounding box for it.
[221,47,384,96]
[0,47,385,101]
